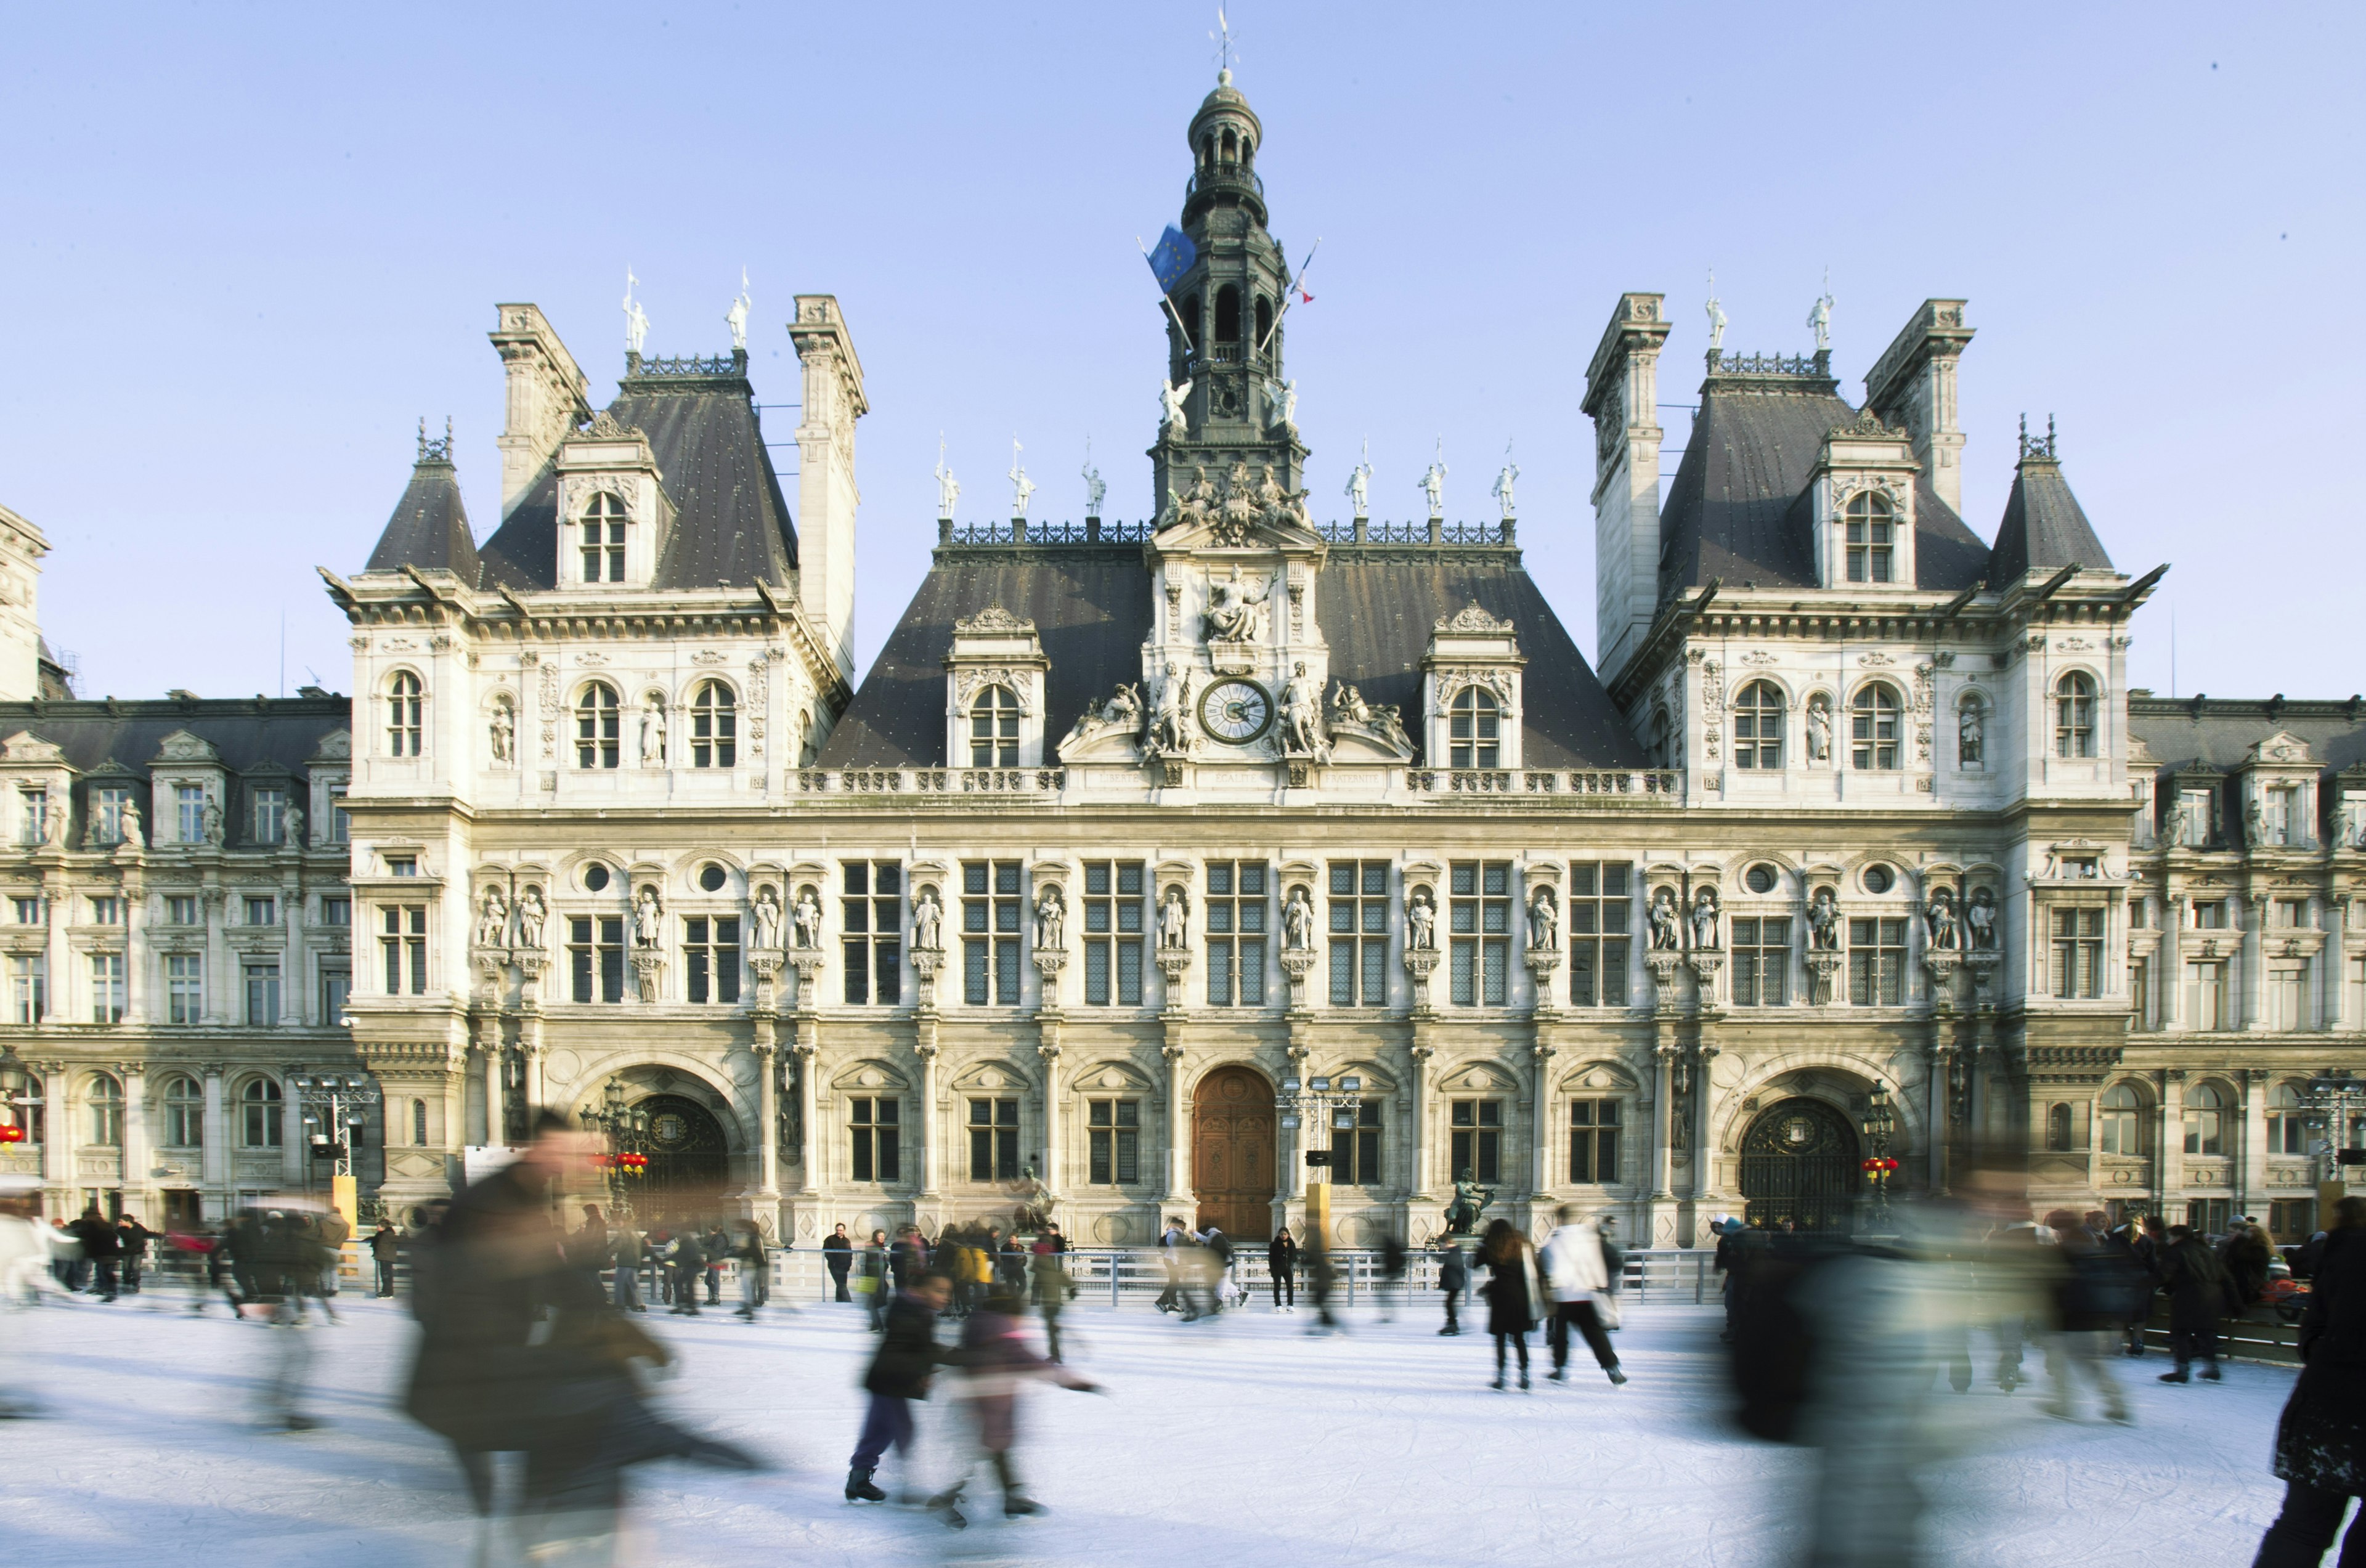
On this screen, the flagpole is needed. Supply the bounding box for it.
[1137,237,1198,350]
[1256,236,1320,355]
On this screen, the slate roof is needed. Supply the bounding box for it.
[816,546,1645,770]
[1988,453,2113,582]
[1657,378,1993,603]
[366,451,478,579]
[2128,697,2366,777]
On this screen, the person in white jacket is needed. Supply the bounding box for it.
[1539,1205,1627,1386]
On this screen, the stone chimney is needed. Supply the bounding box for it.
[789,295,868,681]
[488,304,591,521]
[1582,293,1670,685]
[1864,299,1975,514]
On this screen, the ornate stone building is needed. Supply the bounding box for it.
[4,69,2361,1245]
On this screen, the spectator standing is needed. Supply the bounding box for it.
[2158,1222,2232,1383]
[824,1222,855,1303]
[369,1221,402,1298]
[1269,1227,1299,1313]
[68,1206,121,1302]
[2252,1196,2366,1566]
[1436,1237,1468,1335]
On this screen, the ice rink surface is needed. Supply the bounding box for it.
[0,1288,2300,1566]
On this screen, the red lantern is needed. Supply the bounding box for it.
[0,1124,22,1145]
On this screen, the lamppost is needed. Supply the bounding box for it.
[1279,1072,1364,1244]
[1860,1079,1899,1230]
[2304,1070,2366,1210]
[289,1072,381,1182]
[579,1078,651,1213]
[0,1047,36,1156]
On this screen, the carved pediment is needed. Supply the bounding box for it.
[2249,731,2315,767]
[0,731,66,764]
[955,604,1036,636]
[307,728,352,763]
[1155,459,1321,548]
[1434,603,1514,636]
[151,730,221,765]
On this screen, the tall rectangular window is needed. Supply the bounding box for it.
[1450,1099,1502,1184]
[1083,860,1145,1007]
[88,896,123,926]
[2267,966,2307,1031]
[1087,1099,1139,1184]
[252,786,286,846]
[1568,862,1632,1007]
[2131,957,2154,1031]
[328,787,350,844]
[1847,917,1907,1005]
[1569,1099,1621,1184]
[320,966,350,1025]
[89,953,124,1023]
[17,788,47,847]
[1328,860,1389,1006]
[383,905,428,996]
[166,895,199,927]
[2051,908,2105,999]
[2184,961,2226,1031]
[2192,900,2230,930]
[1331,1099,1382,1185]
[9,897,41,925]
[1205,860,1268,1007]
[176,785,206,845]
[1449,860,1510,1007]
[568,916,623,1004]
[244,962,282,1026]
[2274,898,2310,928]
[245,895,278,927]
[850,1097,901,1182]
[684,916,742,1005]
[1731,917,1791,1006]
[320,896,350,928]
[166,954,204,1023]
[93,786,130,845]
[962,860,1023,1005]
[967,1097,1019,1182]
[9,955,44,1023]
[841,861,903,1005]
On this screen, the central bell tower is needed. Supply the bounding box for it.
[1150,70,1306,506]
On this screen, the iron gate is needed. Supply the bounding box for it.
[1739,1097,1861,1232]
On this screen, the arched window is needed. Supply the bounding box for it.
[1254,295,1273,348]
[410,1097,429,1147]
[1182,293,1201,351]
[240,1077,284,1149]
[691,681,737,768]
[2269,1081,2307,1155]
[1221,128,1237,163]
[1647,705,1671,768]
[1851,684,1901,770]
[1844,490,1895,583]
[1733,681,1785,770]
[580,492,627,583]
[1449,687,1501,769]
[576,682,620,769]
[2055,672,2097,758]
[387,671,423,757]
[2046,1102,2074,1152]
[969,685,1020,768]
[161,1073,204,1147]
[1215,285,1241,344]
[87,1073,123,1148]
[2183,1082,2227,1156]
[2099,1083,2145,1155]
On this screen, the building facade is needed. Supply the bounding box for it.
[4,70,2362,1244]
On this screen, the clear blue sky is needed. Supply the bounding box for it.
[9,4,2360,705]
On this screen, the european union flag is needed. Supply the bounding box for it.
[1147,225,1197,293]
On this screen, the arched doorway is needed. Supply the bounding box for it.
[1739,1097,1861,1232]
[630,1093,731,1222]
[1192,1065,1275,1240]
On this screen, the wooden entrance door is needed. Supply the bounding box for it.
[1192,1065,1275,1241]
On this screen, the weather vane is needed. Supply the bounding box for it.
[1211,4,1237,76]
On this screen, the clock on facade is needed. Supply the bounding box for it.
[1197,677,1273,744]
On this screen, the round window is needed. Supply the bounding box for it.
[1744,864,1777,895]
[583,863,611,893]
[699,864,727,893]
[1863,864,1894,894]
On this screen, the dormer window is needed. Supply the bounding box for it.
[575,682,620,769]
[1844,492,1895,583]
[691,681,736,768]
[580,493,627,583]
[969,686,1020,767]
[2055,673,2096,758]
[1449,688,1501,769]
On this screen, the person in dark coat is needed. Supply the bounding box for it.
[1437,1237,1468,1334]
[668,1227,706,1317]
[2041,1208,2131,1422]
[1379,1233,1407,1323]
[823,1222,854,1302]
[845,1270,955,1502]
[115,1215,153,1293]
[610,1224,646,1313]
[2106,1213,2161,1356]
[368,1221,401,1297]
[68,1206,121,1301]
[2254,1196,2366,1566]
[1029,1238,1070,1363]
[2226,1219,2275,1309]
[927,1286,1099,1526]
[1268,1228,1298,1312]
[1478,1218,1542,1390]
[702,1224,728,1304]
[2157,1223,2232,1382]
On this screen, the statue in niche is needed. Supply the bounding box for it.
[476,886,510,948]
[283,803,304,848]
[1278,663,1327,758]
[1805,696,1833,764]
[792,888,823,949]
[1158,886,1190,951]
[1283,886,1315,951]
[1146,667,1193,757]
[1924,886,1959,951]
[516,888,547,950]
[913,887,943,951]
[118,800,143,849]
[640,699,667,766]
[201,797,224,845]
[1528,886,1558,951]
[1406,889,1437,951]
[1807,887,1841,951]
[2340,794,2366,849]
[490,702,515,765]
[633,887,663,948]
[1648,888,1681,951]
[1034,886,1065,949]
[1966,887,1998,951]
[750,885,783,950]
[1690,887,1721,951]
[1957,703,1984,767]
[1205,566,1270,644]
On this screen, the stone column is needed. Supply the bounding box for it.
[1927,1044,1954,1192]
[202,885,229,1026]
[120,1065,149,1216]
[2325,899,2349,1031]
[2164,895,2188,1031]
[2240,1068,2269,1220]
[794,1038,819,1197]
[1160,1041,1192,1213]
[1036,1034,1063,1198]
[752,1039,781,1202]
[41,1063,69,1196]
[476,1014,503,1146]
[2160,1070,2185,1221]
[1407,1037,1435,1204]
[2242,893,2269,1031]
[1530,1041,1558,1211]
[279,1073,304,1187]
[200,1063,226,1204]
[1648,1039,1677,1245]
[915,1042,940,1202]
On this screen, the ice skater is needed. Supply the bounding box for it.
[1436,1237,1468,1335]
[1539,1206,1627,1386]
[847,1269,956,1503]
[1269,1227,1298,1312]
[926,1286,1099,1527]
[1478,1218,1543,1390]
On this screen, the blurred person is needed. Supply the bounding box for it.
[667,1225,705,1317]
[888,1225,923,1294]
[2252,1195,2366,1567]
[1030,1235,1070,1363]
[824,1221,854,1302]
[313,1203,351,1315]
[1478,1217,1543,1390]
[845,1269,956,1503]
[2158,1222,2232,1383]
[1192,1223,1233,1318]
[1269,1226,1298,1312]
[734,1222,767,1321]
[1540,1206,1626,1387]
[1714,1216,1757,1343]
[1980,1214,2047,1393]
[406,1111,757,1559]
[861,1229,891,1331]
[248,1204,332,1430]
[370,1219,401,1298]
[0,1177,69,1418]
[1304,1230,1341,1334]
[925,1286,1100,1527]
[2106,1210,2162,1356]
[610,1221,646,1313]
[2041,1208,2132,1423]
[1154,1217,1185,1314]
[1379,1232,1407,1322]
[115,1213,152,1294]
[2227,1216,2275,1309]
[68,1204,120,1302]
[574,1204,609,1260]
[167,1222,217,1314]
[702,1222,728,1305]
[1436,1236,1467,1335]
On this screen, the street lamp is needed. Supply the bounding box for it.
[1860,1079,1900,1229]
[290,1072,381,1182]
[0,1047,35,1150]
[2303,1070,2366,1203]
[578,1077,651,1211]
[1279,1073,1364,1243]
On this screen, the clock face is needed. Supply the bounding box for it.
[1197,678,1273,744]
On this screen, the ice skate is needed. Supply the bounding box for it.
[844,1466,885,1503]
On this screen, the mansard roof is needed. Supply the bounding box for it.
[0,695,352,779]
[2128,695,2366,777]
[1658,367,1991,603]
[1988,442,2112,582]
[816,538,1644,770]
[365,440,478,579]
[432,354,797,593]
